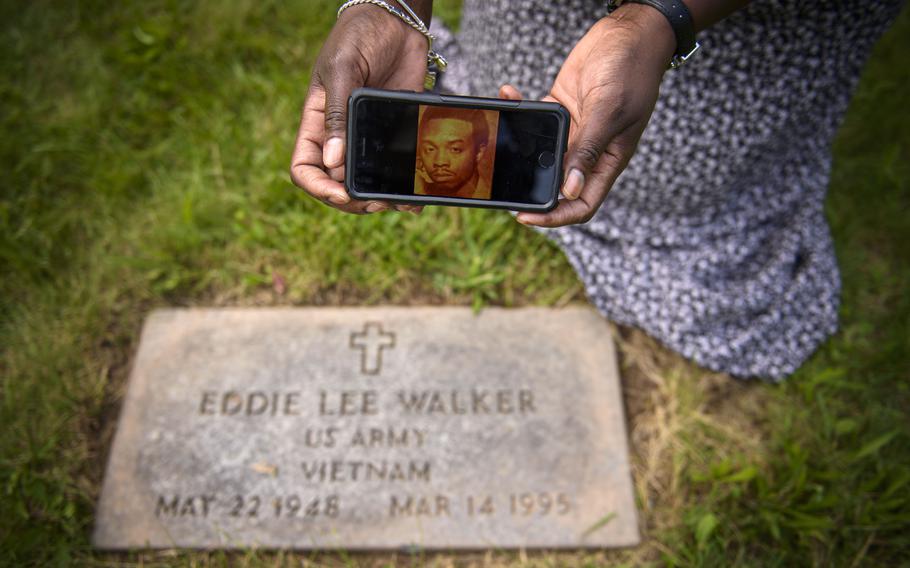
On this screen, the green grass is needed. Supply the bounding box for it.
[1,1,908,566]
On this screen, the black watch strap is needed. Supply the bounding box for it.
[612,0,700,68]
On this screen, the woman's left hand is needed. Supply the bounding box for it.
[504,4,677,227]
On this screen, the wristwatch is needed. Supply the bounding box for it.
[607,0,700,69]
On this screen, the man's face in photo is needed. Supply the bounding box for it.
[418,118,483,194]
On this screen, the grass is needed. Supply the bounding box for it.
[0,0,908,566]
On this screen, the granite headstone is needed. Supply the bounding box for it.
[94,307,639,549]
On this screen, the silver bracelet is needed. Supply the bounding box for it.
[337,0,447,89]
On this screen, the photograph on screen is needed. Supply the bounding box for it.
[414,105,499,200]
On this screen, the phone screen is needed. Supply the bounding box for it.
[351,98,562,206]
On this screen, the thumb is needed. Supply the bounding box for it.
[322,68,361,169]
[561,100,626,200]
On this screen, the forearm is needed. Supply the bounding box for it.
[395,0,433,26]
[684,0,751,32]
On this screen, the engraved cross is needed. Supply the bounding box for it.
[349,322,396,375]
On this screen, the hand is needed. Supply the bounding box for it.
[507,4,676,227]
[290,6,429,215]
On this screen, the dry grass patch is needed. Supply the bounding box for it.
[616,327,772,564]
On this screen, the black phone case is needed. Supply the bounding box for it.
[346,87,570,212]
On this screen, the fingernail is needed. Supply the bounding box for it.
[563,169,584,199]
[515,214,528,224]
[328,193,349,205]
[365,202,385,213]
[324,137,344,167]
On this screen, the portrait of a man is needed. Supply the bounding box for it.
[415,106,498,200]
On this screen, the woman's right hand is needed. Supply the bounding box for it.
[290,5,430,214]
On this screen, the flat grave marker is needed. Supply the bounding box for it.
[94,307,639,549]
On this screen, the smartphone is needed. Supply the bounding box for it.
[346,88,570,212]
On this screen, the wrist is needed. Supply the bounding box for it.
[395,0,433,27]
[337,2,431,49]
[606,3,676,68]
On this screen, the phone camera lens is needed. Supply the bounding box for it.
[538,151,556,169]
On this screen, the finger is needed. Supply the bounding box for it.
[328,164,345,183]
[325,164,399,212]
[515,198,596,228]
[322,56,363,169]
[329,198,393,215]
[291,163,350,207]
[335,195,400,215]
[498,84,523,100]
[290,83,351,207]
[362,201,391,214]
[390,204,424,214]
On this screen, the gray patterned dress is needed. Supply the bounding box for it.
[430,0,903,380]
